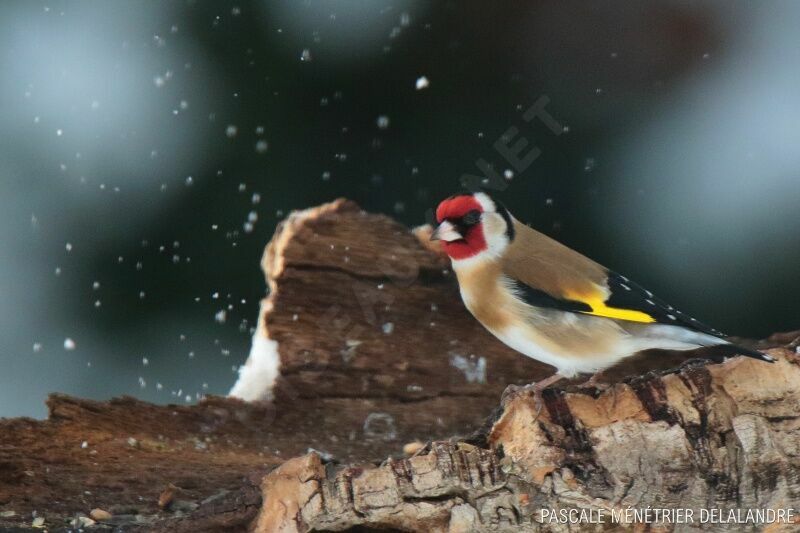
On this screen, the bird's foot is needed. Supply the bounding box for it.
[576,372,611,393]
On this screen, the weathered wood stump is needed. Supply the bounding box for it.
[1,199,798,532]
[255,349,800,532]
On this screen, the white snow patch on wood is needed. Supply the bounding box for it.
[229,334,280,402]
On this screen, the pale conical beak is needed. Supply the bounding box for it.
[430,220,462,242]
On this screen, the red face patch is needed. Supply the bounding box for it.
[435,195,482,223]
[434,195,487,260]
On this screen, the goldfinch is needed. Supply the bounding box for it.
[431,192,773,400]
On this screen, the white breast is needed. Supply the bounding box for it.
[490,324,612,378]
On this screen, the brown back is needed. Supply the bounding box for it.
[501,219,608,299]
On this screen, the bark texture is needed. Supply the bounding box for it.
[255,348,800,532]
[1,199,798,532]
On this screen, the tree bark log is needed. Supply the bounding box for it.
[1,199,798,532]
[255,349,800,532]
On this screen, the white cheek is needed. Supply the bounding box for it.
[481,227,509,258]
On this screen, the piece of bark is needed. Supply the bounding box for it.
[0,392,499,530]
[0,394,280,530]
[255,347,800,532]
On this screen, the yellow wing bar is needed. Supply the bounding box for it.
[565,291,656,323]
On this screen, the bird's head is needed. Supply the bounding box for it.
[432,192,515,261]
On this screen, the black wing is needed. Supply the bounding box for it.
[510,271,725,337]
[513,283,593,314]
[510,272,775,362]
[604,271,725,337]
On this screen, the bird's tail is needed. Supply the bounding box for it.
[666,326,775,362]
[702,343,775,363]
[626,324,776,363]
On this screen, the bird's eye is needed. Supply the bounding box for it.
[461,210,481,226]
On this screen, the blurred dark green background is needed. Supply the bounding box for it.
[2,0,798,417]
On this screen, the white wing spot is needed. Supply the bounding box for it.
[667,314,677,320]
[645,299,656,306]
[621,283,631,291]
